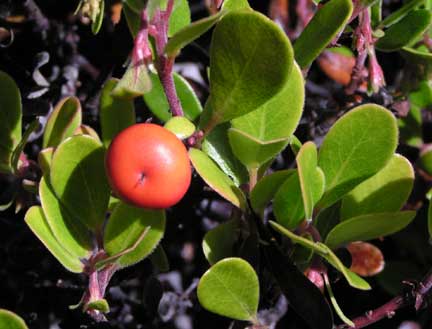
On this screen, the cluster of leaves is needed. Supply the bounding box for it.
[1,0,432,328]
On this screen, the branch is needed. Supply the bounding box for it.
[336,269,432,329]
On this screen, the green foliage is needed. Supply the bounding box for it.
[85,299,110,313]
[164,116,195,139]
[50,135,110,232]
[11,119,39,173]
[111,64,152,99]
[203,220,238,265]
[0,71,22,174]
[100,79,135,148]
[189,148,246,209]
[201,10,293,128]
[197,258,259,322]
[318,104,398,208]
[222,0,251,10]
[376,10,432,52]
[378,0,425,28]
[103,201,166,268]
[341,154,414,219]
[325,211,416,249]
[143,72,202,122]
[293,0,353,68]
[0,309,28,329]
[43,97,82,149]
[167,0,191,37]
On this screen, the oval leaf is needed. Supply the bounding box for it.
[293,0,353,68]
[43,97,82,149]
[0,309,28,329]
[100,79,135,148]
[318,104,398,208]
[164,116,196,139]
[197,258,259,321]
[325,211,416,249]
[112,63,152,99]
[25,206,83,273]
[189,148,246,209]
[203,10,293,127]
[104,201,166,268]
[50,135,110,232]
[0,71,22,173]
[203,220,239,265]
[376,10,432,52]
[340,154,414,220]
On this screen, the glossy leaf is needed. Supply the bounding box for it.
[100,79,135,148]
[202,124,248,186]
[91,0,105,34]
[43,97,82,149]
[104,201,166,268]
[39,178,92,258]
[0,71,22,173]
[231,63,304,142]
[0,309,28,329]
[203,220,238,265]
[318,104,398,208]
[85,299,110,313]
[189,148,246,209]
[164,116,195,139]
[293,0,353,68]
[111,64,152,99]
[323,274,354,327]
[228,128,288,169]
[379,0,425,28]
[273,172,305,229]
[143,71,202,122]
[325,211,416,249]
[250,169,295,216]
[341,154,414,220]
[50,135,110,232]
[197,258,259,322]
[38,147,54,178]
[202,10,293,127]
[315,203,341,241]
[25,206,83,273]
[168,0,191,37]
[376,10,432,52]
[296,142,325,220]
[165,11,224,57]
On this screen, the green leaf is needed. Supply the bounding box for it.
[420,148,432,176]
[43,97,82,149]
[39,178,92,258]
[123,3,141,36]
[0,309,28,329]
[202,124,248,186]
[273,172,305,229]
[189,148,246,209]
[293,0,353,68]
[399,103,423,147]
[143,71,202,122]
[203,10,293,127]
[379,0,425,28]
[165,11,224,57]
[112,63,152,99]
[149,244,169,272]
[74,124,101,142]
[85,299,110,313]
[25,206,83,273]
[269,221,371,290]
[323,274,354,327]
[38,147,54,178]
[91,0,105,34]
[325,211,416,249]
[222,0,251,10]
[318,104,398,208]
[250,169,295,216]
[429,196,432,240]
[315,202,341,241]
[11,119,40,173]
[168,0,191,37]
[231,62,304,142]
[0,71,22,174]
[296,142,325,220]
[376,10,432,52]
[50,135,110,232]
[410,80,432,108]
[100,79,135,148]
[164,116,195,139]
[228,128,288,170]
[197,258,259,322]
[104,201,166,268]
[203,220,239,265]
[341,154,414,220]
[124,0,146,13]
